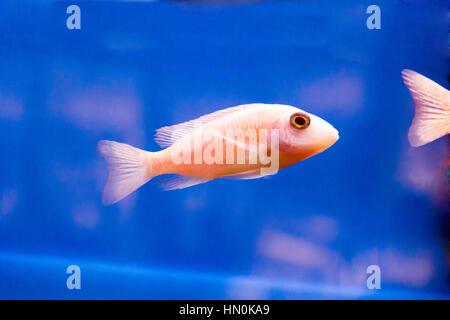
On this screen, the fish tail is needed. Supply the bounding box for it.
[401,69,450,147]
[98,140,155,205]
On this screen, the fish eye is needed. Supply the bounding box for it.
[290,113,310,129]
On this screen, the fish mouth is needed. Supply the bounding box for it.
[334,130,340,142]
[314,129,339,154]
[322,129,339,151]
[329,127,339,145]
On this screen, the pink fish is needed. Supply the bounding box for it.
[98,103,339,205]
[402,69,450,147]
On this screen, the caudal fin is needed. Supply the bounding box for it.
[98,140,153,205]
[401,69,450,147]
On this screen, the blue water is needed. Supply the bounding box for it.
[0,0,448,299]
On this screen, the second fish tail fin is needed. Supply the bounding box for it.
[98,140,155,205]
[401,69,450,147]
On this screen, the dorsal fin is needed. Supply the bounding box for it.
[154,103,261,148]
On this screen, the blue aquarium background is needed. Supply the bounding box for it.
[0,0,448,299]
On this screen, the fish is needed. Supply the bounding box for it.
[98,103,339,205]
[401,69,450,147]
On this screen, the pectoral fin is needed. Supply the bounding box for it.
[158,175,210,191]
